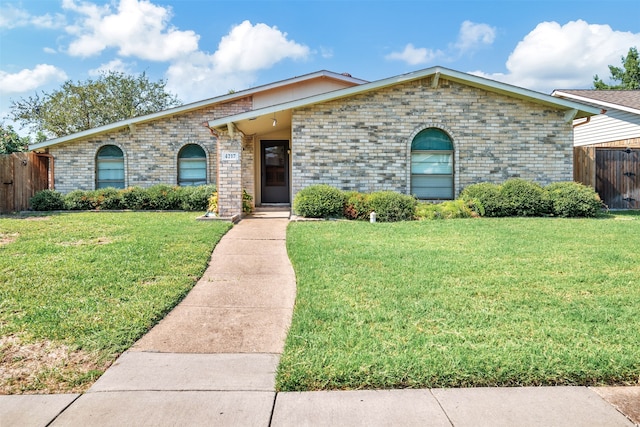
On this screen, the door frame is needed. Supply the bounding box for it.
[260,140,290,205]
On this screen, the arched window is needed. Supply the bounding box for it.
[96,145,125,189]
[411,128,454,199]
[178,144,207,186]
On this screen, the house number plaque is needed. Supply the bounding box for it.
[222,152,239,161]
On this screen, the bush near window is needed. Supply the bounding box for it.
[546,181,605,217]
[500,178,550,217]
[30,185,216,212]
[29,189,65,211]
[367,191,417,222]
[459,182,504,217]
[295,180,605,221]
[293,184,345,218]
[343,191,372,220]
[415,199,481,220]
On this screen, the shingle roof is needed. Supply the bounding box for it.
[553,90,640,110]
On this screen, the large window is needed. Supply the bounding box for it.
[411,128,454,199]
[178,144,207,186]
[96,145,125,189]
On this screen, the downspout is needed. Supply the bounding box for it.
[573,109,605,128]
[35,152,54,190]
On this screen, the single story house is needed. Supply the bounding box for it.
[30,66,599,217]
[552,90,640,209]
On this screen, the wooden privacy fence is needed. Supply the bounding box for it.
[0,152,51,213]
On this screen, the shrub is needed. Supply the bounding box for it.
[121,187,150,210]
[460,182,504,217]
[242,189,253,214]
[64,190,97,210]
[343,191,372,220]
[368,191,417,222]
[293,185,345,218]
[94,187,124,210]
[546,181,605,217]
[415,199,479,220]
[30,189,65,211]
[146,184,180,210]
[177,184,216,211]
[500,178,550,217]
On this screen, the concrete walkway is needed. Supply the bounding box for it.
[1,209,639,426]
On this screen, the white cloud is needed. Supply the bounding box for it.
[0,64,68,94]
[385,43,444,65]
[88,59,135,76]
[0,4,66,29]
[63,0,199,61]
[474,20,640,93]
[166,20,310,102]
[43,47,58,54]
[454,21,496,53]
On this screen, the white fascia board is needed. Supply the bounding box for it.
[552,90,640,116]
[30,70,367,151]
[208,66,600,128]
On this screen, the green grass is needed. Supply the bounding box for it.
[278,213,640,391]
[0,212,231,392]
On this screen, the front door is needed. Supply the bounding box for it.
[261,140,290,204]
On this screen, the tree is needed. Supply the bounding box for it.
[0,124,30,154]
[10,71,181,138]
[593,47,640,90]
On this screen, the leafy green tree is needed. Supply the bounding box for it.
[10,71,181,138]
[0,124,30,154]
[593,47,640,89]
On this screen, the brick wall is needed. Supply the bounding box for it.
[291,77,573,199]
[48,98,252,193]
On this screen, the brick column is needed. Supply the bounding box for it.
[216,128,242,218]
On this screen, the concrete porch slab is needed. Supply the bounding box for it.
[431,386,635,427]
[130,306,292,353]
[271,389,451,426]
[89,352,278,392]
[50,391,274,427]
[0,394,79,427]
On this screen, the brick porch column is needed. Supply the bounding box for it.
[216,126,242,218]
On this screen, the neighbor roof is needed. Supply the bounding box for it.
[29,70,367,151]
[552,90,640,115]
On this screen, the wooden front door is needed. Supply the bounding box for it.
[596,148,639,209]
[261,140,290,204]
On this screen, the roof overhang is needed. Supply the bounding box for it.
[207,66,602,131]
[29,70,367,151]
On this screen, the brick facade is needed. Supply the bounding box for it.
[45,75,576,217]
[291,77,573,200]
[47,98,252,194]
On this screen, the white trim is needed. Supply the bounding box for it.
[29,70,367,151]
[207,66,601,129]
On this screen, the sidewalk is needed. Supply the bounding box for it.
[1,209,638,426]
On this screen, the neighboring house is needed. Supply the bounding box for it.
[552,90,640,209]
[31,66,599,218]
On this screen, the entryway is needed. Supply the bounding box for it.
[260,140,290,204]
[596,148,639,209]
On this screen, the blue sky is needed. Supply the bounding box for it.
[1,0,639,136]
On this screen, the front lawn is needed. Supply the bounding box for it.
[277,213,640,390]
[0,212,231,393]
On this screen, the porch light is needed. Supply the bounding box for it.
[272,112,277,127]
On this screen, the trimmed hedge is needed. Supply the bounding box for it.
[294,181,604,221]
[368,191,417,222]
[30,185,216,212]
[293,184,345,218]
[546,181,604,217]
